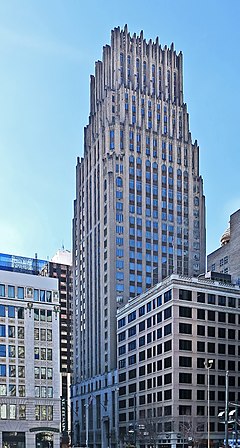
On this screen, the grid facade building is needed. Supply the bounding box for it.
[72,26,206,447]
[117,274,240,448]
[0,251,73,447]
[0,269,61,448]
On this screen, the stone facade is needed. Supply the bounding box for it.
[117,274,240,448]
[0,270,61,448]
[72,26,206,447]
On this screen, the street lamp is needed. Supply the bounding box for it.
[204,359,213,448]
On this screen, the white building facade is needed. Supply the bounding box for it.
[72,25,206,447]
[0,270,61,448]
[117,274,240,448]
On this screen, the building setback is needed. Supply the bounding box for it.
[0,269,61,447]
[72,25,206,447]
[207,209,240,285]
[117,274,240,448]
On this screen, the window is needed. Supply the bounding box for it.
[197,341,205,352]
[17,287,24,300]
[208,294,216,305]
[179,373,192,384]
[164,324,172,336]
[179,289,192,301]
[0,385,6,396]
[218,295,226,306]
[9,346,15,358]
[8,306,15,318]
[179,356,192,367]
[179,323,192,334]
[179,339,192,351]
[208,310,215,321]
[0,285,5,297]
[128,311,136,323]
[179,306,192,318]
[197,309,205,320]
[8,286,15,298]
[0,345,6,357]
[197,325,205,336]
[128,341,136,351]
[19,405,26,419]
[8,326,15,338]
[179,389,192,400]
[17,307,24,319]
[197,292,205,303]
[0,364,6,377]
[19,385,25,397]
[164,290,172,303]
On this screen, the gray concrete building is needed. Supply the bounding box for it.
[117,274,240,448]
[207,209,240,285]
[0,269,61,448]
[72,25,206,447]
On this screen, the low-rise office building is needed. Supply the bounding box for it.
[0,269,61,448]
[117,274,240,448]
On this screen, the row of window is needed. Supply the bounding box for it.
[35,386,53,398]
[34,347,53,361]
[0,344,25,358]
[0,403,26,420]
[0,285,56,302]
[34,309,53,322]
[35,366,53,380]
[0,401,54,421]
[0,324,24,338]
[181,289,239,308]
[119,338,239,368]
[119,329,172,356]
[118,307,172,342]
[34,328,52,341]
[0,384,25,396]
[118,290,240,331]
[119,383,239,404]
[0,305,24,319]
[0,364,25,377]
[118,291,171,328]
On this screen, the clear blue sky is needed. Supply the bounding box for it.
[0,0,239,260]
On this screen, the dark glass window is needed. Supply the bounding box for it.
[179,356,192,367]
[179,306,192,318]
[179,323,192,334]
[179,373,192,384]
[179,289,192,301]
[197,309,205,320]
[179,339,192,351]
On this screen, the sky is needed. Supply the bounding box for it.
[0,0,239,261]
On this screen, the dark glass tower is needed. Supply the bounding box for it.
[72,25,206,447]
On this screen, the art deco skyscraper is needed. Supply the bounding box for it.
[72,26,206,446]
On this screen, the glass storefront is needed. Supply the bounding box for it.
[2,432,25,448]
[36,432,53,448]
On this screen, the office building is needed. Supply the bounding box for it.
[0,268,61,447]
[117,274,240,448]
[207,209,240,285]
[72,25,206,447]
[0,252,73,447]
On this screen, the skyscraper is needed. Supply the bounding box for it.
[72,26,206,447]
